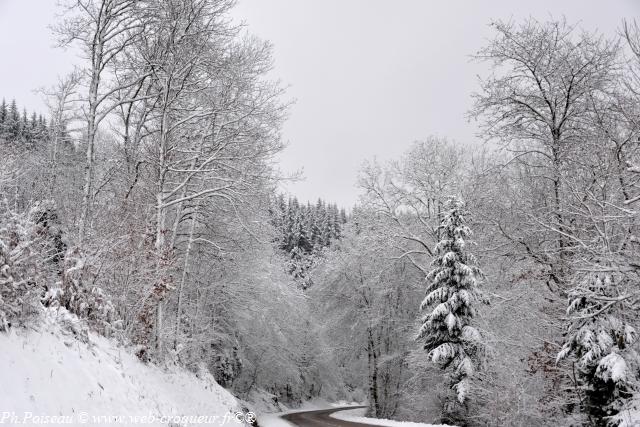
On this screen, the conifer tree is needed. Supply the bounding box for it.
[0,99,6,126]
[0,99,6,141]
[328,204,341,240]
[38,114,47,133]
[21,108,28,141]
[309,199,321,248]
[557,273,638,424]
[418,197,485,414]
[268,194,347,288]
[30,112,38,139]
[7,99,20,140]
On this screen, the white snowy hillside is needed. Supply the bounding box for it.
[0,310,241,426]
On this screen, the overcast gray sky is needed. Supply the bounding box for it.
[0,1,638,207]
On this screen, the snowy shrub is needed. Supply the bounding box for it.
[43,247,117,337]
[29,199,67,266]
[0,203,52,331]
[211,345,243,387]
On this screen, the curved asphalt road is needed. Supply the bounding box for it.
[281,406,375,427]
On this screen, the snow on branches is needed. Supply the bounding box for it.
[0,206,43,330]
[0,201,67,331]
[417,197,486,405]
[557,273,639,421]
[42,247,117,337]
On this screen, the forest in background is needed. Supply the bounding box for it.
[1,2,640,426]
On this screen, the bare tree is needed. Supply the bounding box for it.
[358,137,464,274]
[116,0,288,354]
[42,71,82,193]
[55,0,146,241]
[470,18,619,287]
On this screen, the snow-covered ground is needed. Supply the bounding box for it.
[256,414,294,427]
[0,310,242,426]
[0,309,456,427]
[330,407,455,427]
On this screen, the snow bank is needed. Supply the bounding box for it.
[330,407,456,427]
[0,313,241,426]
[256,414,295,427]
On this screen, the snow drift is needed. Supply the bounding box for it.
[0,310,241,426]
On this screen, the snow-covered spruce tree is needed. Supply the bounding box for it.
[557,273,639,425]
[418,197,485,421]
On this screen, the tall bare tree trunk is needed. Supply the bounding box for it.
[153,82,171,353]
[174,205,198,351]
[368,328,380,418]
[79,34,103,243]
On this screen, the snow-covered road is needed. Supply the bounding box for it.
[277,406,453,427]
[281,406,372,426]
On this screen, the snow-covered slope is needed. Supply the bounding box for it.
[0,312,240,426]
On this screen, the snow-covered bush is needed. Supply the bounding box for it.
[557,273,640,425]
[211,344,243,387]
[43,247,117,337]
[0,203,53,331]
[29,199,67,266]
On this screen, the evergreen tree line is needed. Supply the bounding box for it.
[270,194,347,255]
[269,195,348,289]
[0,99,48,144]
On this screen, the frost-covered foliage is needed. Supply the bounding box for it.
[227,245,335,404]
[310,212,424,419]
[418,197,485,417]
[558,273,639,424]
[0,204,49,330]
[0,200,69,331]
[29,199,66,265]
[42,247,117,337]
[286,246,318,289]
